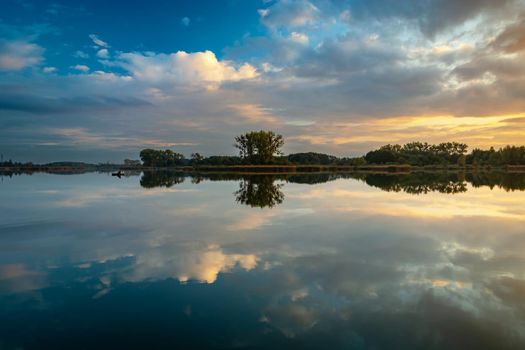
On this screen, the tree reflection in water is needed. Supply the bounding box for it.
[360,172,468,194]
[138,171,525,207]
[140,171,185,188]
[234,176,284,208]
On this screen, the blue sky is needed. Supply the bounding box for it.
[2,0,265,63]
[1,0,525,162]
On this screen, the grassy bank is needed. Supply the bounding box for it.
[2,164,525,175]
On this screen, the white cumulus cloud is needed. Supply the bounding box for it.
[116,50,258,89]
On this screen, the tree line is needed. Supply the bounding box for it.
[137,131,525,167]
[364,142,525,166]
[364,142,468,166]
[467,146,525,166]
[138,130,368,167]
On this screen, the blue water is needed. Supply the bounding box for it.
[1,172,524,349]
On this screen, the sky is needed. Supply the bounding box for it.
[1,0,525,162]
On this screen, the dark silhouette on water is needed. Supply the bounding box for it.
[137,171,525,208]
[359,172,468,194]
[234,176,285,208]
[140,171,185,188]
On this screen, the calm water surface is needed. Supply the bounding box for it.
[1,172,525,349]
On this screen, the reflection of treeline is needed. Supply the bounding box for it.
[186,173,290,184]
[359,173,468,194]
[0,170,34,177]
[140,171,185,188]
[466,172,525,191]
[140,172,355,186]
[139,172,287,208]
[139,171,525,194]
[140,172,287,208]
[286,173,343,184]
[357,172,525,194]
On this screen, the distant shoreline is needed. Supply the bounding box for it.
[2,164,525,175]
[3,140,525,174]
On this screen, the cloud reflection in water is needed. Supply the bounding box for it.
[0,172,525,348]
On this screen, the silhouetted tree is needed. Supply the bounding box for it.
[191,153,204,165]
[288,152,338,165]
[234,130,284,164]
[365,142,469,165]
[140,149,185,167]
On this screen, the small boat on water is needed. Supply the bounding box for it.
[112,170,123,178]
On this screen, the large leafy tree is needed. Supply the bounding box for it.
[139,149,185,167]
[234,130,284,164]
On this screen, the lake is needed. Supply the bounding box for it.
[1,171,525,349]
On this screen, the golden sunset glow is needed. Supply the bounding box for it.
[286,113,525,155]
